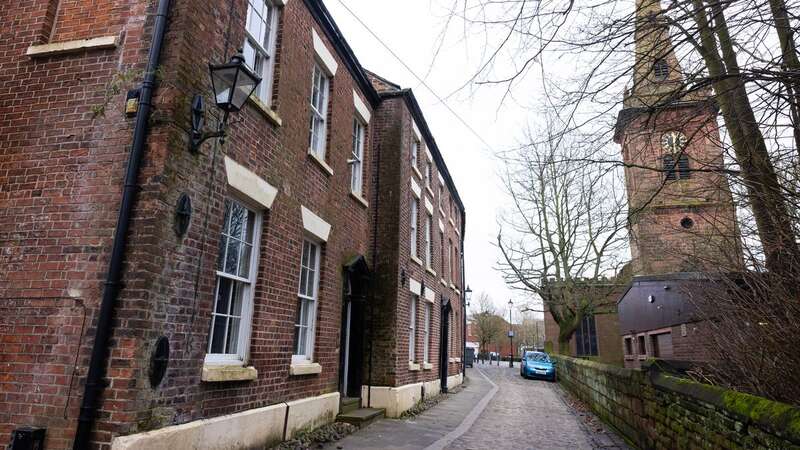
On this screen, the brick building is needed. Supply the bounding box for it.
[613,0,742,368]
[541,280,626,366]
[0,0,465,448]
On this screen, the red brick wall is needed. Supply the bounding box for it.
[50,0,130,43]
[369,93,465,388]
[0,0,157,446]
[622,322,715,369]
[619,105,742,276]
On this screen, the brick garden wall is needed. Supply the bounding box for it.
[553,355,800,449]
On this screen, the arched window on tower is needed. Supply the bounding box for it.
[677,155,691,179]
[653,59,669,80]
[663,154,691,181]
[663,154,677,181]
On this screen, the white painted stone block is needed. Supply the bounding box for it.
[285,392,340,438]
[111,402,286,450]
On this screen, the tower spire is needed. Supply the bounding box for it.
[625,0,704,107]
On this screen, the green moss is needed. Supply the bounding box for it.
[721,390,800,438]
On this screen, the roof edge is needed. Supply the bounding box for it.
[380,89,466,216]
[304,0,380,106]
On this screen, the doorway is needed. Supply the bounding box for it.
[439,298,452,393]
[340,256,369,399]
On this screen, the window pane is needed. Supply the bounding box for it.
[210,316,227,353]
[225,238,240,275]
[229,202,245,239]
[227,317,241,354]
[215,277,233,314]
[216,233,228,271]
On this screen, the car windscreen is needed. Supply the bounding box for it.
[526,353,550,362]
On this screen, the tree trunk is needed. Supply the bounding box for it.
[693,0,800,282]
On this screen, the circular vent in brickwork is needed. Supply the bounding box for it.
[149,336,170,388]
[173,193,192,237]
[680,217,694,229]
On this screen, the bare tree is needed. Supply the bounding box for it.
[496,117,629,353]
[447,0,800,399]
[469,292,506,354]
[446,0,800,282]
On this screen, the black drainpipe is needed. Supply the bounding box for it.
[73,1,171,448]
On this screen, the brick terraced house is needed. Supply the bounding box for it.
[0,1,466,449]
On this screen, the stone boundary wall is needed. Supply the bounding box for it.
[553,356,800,449]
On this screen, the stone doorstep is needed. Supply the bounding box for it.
[336,408,385,428]
[340,397,361,414]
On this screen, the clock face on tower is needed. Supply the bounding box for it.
[661,131,687,153]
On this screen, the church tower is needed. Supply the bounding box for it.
[614,0,742,275]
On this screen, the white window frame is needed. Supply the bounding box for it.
[243,0,279,106]
[205,198,263,365]
[350,118,365,196]
[440,231,446,276]
[424,213,432,268]
[438,183,444,214]
[411,138,419,170]
[447,239,453,282]
[410,196,419,258]
[425,159,432,189]
[409,296,417,362]
[293,239,321,363]
[309,63,330,159]
[423,302,431,363]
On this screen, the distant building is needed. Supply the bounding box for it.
[613,0,743,368]
[542,279,626,366]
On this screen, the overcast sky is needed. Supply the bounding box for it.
[325,0,544,316]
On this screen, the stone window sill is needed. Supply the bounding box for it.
[27,35,118,58]
[410,255,423,267]
[440,278,447,287]
[426,267,436,276]
[350,191,369,208]
[247,95,283,127]
[290,362,322,376]
[308,151,334,176]
[201,364,258,382]
[422,362,433,370]
[448,358,457,363]
[409,362,421,371]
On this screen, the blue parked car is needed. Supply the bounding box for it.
[520,351,556,381]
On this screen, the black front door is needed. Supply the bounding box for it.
[440,299,452,393]
[341,297,364,398]
[340,256,369,399]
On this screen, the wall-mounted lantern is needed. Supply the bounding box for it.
[189,51,261,152]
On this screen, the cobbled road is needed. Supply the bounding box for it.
[327,362,628,450]
[445,363,627,450]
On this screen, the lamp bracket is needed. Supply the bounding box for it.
[189,94,228,153]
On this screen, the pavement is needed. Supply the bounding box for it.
[325,362,629,450]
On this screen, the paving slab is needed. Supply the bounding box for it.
[325,363,629,450]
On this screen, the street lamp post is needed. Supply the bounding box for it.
[463,286,472,377]
[508,299,514,368]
